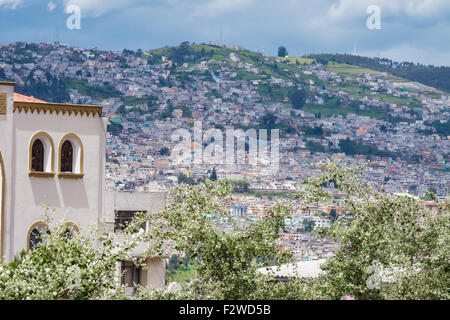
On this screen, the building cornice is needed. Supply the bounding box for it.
[0,81,15,86]
[14,101,103,117]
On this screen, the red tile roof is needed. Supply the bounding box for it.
[13,93,47,103]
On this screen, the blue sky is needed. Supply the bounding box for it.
[1,0,450,66]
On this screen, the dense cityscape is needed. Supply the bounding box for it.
[1,41,448,262]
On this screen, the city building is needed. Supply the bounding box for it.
[0,81,166,291]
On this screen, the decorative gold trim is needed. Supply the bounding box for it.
[29,131,55,175]
[0,92,6,115]
[14,101,102,117]
[0,81,15,86]
[26,221,48,251]
[29,172,55,178]
[58,173,84,179]
[58,133,84,176]
[0,152,5,263]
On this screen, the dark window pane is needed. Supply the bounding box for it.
[31,139,44,172]
[29,225,48,250]
[61,140,73,172]
[121,261,141,287]
[114,211,146,232]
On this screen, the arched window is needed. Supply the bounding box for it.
[31,139,44,172]
[60,140,73,173]
[27,223,48,251]
[29,132,55,176]
[58,133,84,178]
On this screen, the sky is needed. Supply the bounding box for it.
[1,0,450,66]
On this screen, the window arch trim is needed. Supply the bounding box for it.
[26,221,48,251]
[58,133,84,179]
[28,131,55,177]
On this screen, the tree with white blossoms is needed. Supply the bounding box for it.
[298,158,449,300]
[126,180,296,300]
[0,208,145,300]
[131,160,449,300]
[0,159,448,300]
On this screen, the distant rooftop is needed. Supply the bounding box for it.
[256,259,326,279]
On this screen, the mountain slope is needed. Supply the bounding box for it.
[306,53,450,93]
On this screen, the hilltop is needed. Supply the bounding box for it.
[0,41,448,197]
[307,53,450,93]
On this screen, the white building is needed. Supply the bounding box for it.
[0,81,166,292]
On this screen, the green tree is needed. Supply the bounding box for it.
[300,158,450,300]
[422,188,438,201]
[0,214,143,299]
[278,46,288,58]
[289,89,307,110]
[160,147,170,156]
[303,218,316,232]
[130,181,294,299]
[107,122,123,135]
[210,167,217,181]
[2,160,448,300]
[177,173,196,185]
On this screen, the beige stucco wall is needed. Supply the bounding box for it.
[103,190,167,221]
[8,110,107,257]
[0,83,17,262]
[142,257,166,289]
[0,83,167,290]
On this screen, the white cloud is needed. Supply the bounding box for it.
[63,0,258,18]
[327,0,450,21]
[47,1,56,12]
[63,0,149,17]
[192,0,257,18]
[0,0,22,9]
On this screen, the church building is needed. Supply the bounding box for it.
[0,81,166,291]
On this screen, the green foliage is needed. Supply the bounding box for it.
[124,180,296,299]
[299,158,450,300]
[301,125,326,137]
[225,179,250,193]
[16,70,70,103]
[107,122,123,135]
[307,53,450,93]
[423,120,450,136]
[159,147,170,156]
[422,188,438,201]
[306,141,326,153]
[64,78,122,100]
[303,218,316,233]
[177,173,196,185]
[278,46,288,58]
[121,95,158,108]
[289,89,307,110]
[338,138,397,158]
[209,168,217,181]
[2,162,448,300]
[181,106,192,118]
[0,215,138,300]
[257,84,291,103]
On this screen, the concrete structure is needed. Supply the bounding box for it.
[0,82,166,291]
[103,190,168,292]
[256,259,326,281]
